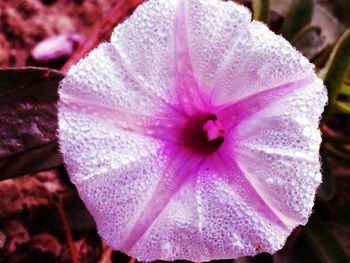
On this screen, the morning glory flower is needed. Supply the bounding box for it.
[58,0,327,261]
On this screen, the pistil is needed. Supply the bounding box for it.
[202,119,224,141]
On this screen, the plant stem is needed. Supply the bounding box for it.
[55,195,78,263]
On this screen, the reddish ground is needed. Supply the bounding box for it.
[0,0,118,67]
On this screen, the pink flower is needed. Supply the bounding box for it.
[58,0,327,261]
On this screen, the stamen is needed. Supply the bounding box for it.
[202,119,224,141]
[181,114,224,155]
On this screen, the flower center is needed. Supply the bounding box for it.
[181,114,224,155]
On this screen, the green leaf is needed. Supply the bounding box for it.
[303,215,350,263]
[252,0,270,23]
[338,69,350,96]
[320,29,350,122]
[317,145,335,201]
[281,0,314,41]
[339,86,350,96]
[0,67,64,180]
[334,101,350,115]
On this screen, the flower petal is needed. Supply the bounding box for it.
[120,148,202,248]
[184,0,251,94]
[60,43,178,116]
[211,21,315,106]
[59,97,205,258]
[58,100,185,251]
[110,0,181,110]
[129,156,289,261]
[76,152,167,250]
[215,78,312,131]
[193,164,288,259]
[174,0,209,114]
[129,180,206,261]
[230,78,327,227]
[58,100,165,183]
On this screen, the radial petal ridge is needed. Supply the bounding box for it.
[190,162,289,260]
[184,0,251,95]
[122,149,204,253]
[213,149,290,230]
[60,43,179,116]
[58,100,166,183]
[129,179,207,261]
[75,151,168,250]
[211,20,315,106]
[215,76,315,130]
[229,78,327,225]
[111,0,180,108]
[59,97,186,143]
[174,0,208,115]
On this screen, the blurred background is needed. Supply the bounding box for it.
[0,0,350,262]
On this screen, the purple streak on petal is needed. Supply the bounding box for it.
[122,147,205,252]
[209,20,314,106]
[233,149,318,225]
[174,0,209,116]
[59,96,186,143]
[107,44,183,114]
[183,0,251,97]
[60,43,181,117]
[215,77,314,131]
[212,147,290,232]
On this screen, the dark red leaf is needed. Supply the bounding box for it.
[0,67,64,180]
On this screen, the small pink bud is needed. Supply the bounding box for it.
[31,33,84,63]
